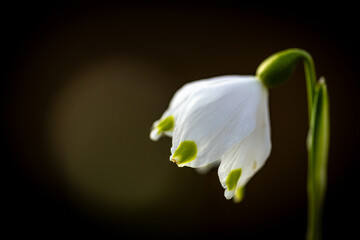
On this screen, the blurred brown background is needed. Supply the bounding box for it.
[2,1,359,238]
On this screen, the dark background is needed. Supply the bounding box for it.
[2,1,359,238]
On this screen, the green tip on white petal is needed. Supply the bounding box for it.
[150,115,174,141]
[226,168,242,191]
[234,186,245,203]
[157,115,174,133]
[171,141,197,166]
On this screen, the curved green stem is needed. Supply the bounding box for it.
[302,53,329,240]
[256,49,330,240]
[303,55,319,239]
[302,53,316,123]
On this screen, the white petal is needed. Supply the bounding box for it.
[171,75,265,168]
[150,78,219,141]
[195,160,221,175]
[218,85,271,199]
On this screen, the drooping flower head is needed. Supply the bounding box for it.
[149,48,330,240]
[150,75,271,201]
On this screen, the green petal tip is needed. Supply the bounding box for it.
[157,115,174,134]
[172,141,197,165]
[226,168,242,191]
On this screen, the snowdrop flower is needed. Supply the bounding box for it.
[150,48,330,240]
[150,75,271,201]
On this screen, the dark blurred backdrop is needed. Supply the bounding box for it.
[2,1,359,239]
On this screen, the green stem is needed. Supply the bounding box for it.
[303,53,317,123]
[303,54,325,240]
[307,80,330,240]
[256,49,329,240]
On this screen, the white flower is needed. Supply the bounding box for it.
[150,75,271,201]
